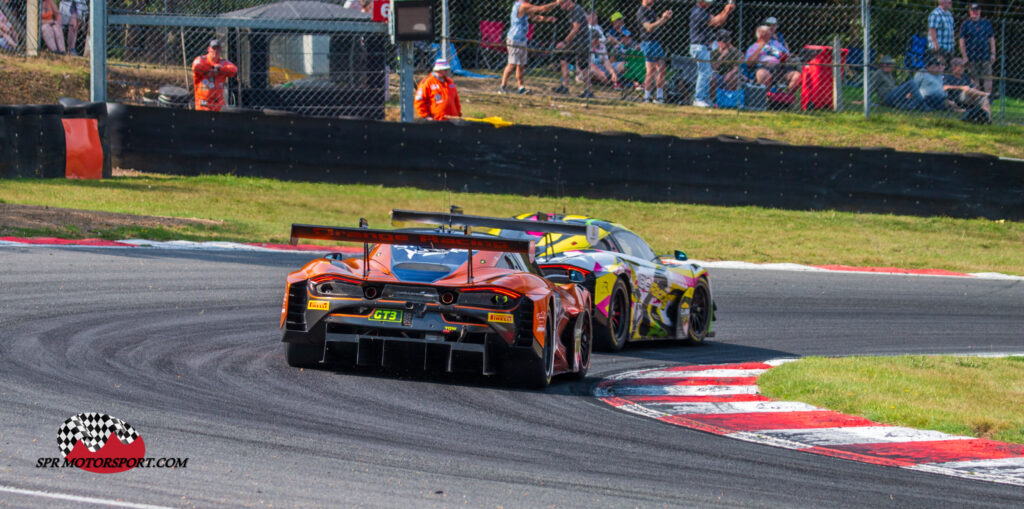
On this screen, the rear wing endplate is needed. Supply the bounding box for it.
[390,209,599,245]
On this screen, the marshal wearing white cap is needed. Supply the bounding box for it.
[414,59,463,121]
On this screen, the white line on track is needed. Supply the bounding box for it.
[626,368,768,379]
[0,484,174,509]
[752,426,974,446]
[643,400,822,415]
[609,384,761,396]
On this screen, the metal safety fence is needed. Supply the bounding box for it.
[97,0,391,118]
[3,0,1023,125]
[437,0,1024,125]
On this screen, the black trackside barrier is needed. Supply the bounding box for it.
[0,102,112,179]
[105,105,1024,220]
[0,105,67,179]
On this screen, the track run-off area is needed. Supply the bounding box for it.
[1,240,1022,507]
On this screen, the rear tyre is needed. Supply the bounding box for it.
[682,279,712,345]
[568,312,592,380]
[506,310,554,390]
[285,342,323,369]
[596,279,630,351]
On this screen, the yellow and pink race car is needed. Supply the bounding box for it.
[508,213,715,351]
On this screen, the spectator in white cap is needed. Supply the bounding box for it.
[414,59,462,121]
[763,16,789,53]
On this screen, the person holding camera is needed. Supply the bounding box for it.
[689,0,735,107]
[192,39,238,112]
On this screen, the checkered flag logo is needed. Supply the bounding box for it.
[57,413,140,458]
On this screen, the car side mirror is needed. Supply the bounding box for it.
[569,270,585,283]
[675,250,688,261]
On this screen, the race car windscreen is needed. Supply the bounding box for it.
[390,245,478,283]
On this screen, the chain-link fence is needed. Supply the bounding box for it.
[5,0,1023,125]
[1,0,29,55]
[100,0,390,118]
[438,0,1023,125]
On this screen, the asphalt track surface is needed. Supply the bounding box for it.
[1,246,1022,508]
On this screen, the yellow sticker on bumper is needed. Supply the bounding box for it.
[307,300,329,311]
[488,312,514,324]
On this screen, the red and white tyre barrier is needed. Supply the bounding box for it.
[595,360,1024,487]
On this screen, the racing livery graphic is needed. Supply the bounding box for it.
[500,213,716,351]
[57,413,145,473]
[281,212,596,388]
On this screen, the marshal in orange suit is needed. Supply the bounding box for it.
[192,39,238,111]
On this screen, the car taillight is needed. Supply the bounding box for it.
[541,264,592,277]
[309,275,363,298]
[457,286,521,309]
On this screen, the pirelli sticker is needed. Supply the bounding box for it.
[487,312,514,324]
[307,300,330,311]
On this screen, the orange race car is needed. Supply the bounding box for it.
[281,215,595,388]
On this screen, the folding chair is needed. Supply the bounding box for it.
[478,20,506,71]
[905,34,928,71]
[618,49,647,100]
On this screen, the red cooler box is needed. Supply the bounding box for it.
[801,45,848,110]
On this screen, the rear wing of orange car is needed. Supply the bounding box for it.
[290,224,535,256]
[289,223,537,282]
[390,209,600,245]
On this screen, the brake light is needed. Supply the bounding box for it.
[309,274,363,298]
[457,286,521,309]
[541,264,592,276]
[460,286,522,299]
[310,274,363,285]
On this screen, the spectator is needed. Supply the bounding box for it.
[40,0,65,54]
[551,0,592,98]
[689,0,734,107]
[415,59,462,121]
[588,28,623,89]
[499,0,561,95]
[586,12,605,40]
[915,57,954,110]
[0,6,18,51]
[745,25,800,92]
[868,55,898,105]
[637,0,672,104]
[59,0,86,56]
[945,57,990,116]
[959,3,995,94]
[763,16,789,53]
[343,0,372,14]
[192,39,238,111]
[711,29,743,102]
[927,0,954,63]
[605,11,635,53]
[884,58,963,112]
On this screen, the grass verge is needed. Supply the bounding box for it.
[757,356,1024,444]
[1,174,1022,275]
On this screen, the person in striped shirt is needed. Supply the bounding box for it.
[927,0,955,63]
